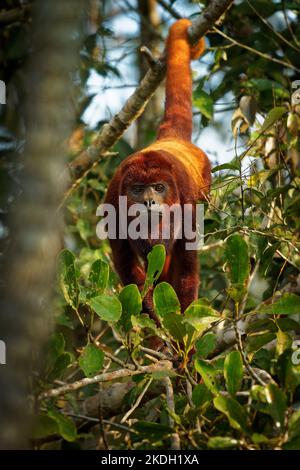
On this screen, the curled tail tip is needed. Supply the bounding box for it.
[169,19,205,60]
[191,36,205,60]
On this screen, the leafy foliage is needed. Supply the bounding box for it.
[36,0,300,447]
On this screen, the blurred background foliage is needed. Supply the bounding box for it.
[1,0,300,450]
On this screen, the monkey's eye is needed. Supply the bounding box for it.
[131,185,144,195]
[154,184,165,193]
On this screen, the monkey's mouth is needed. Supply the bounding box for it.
[138,205,164,217]
[144,205,164,215]
[146,209,164,222]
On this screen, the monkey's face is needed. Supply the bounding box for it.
[121,165,179,208]
[128,182,168,211]
[120,173,181,256]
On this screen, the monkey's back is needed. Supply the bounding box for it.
[140,138,211,200]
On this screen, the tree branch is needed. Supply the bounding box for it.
[69,0,234,181]
[39,360,173,400]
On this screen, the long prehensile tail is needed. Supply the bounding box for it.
[157,19,205,142]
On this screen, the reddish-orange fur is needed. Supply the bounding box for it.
[158,19,205,141]
[105,19,211,314]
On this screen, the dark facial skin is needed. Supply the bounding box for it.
[128,182,168,209]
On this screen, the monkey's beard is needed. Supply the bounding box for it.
[127,208,180,258]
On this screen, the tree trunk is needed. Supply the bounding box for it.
[0,0,83,449]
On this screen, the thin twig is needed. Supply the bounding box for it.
[92,335,135,370]
[97,385,109,450]
[235,128,245,222]
[233,299,267,387]
[65,412,137,434]
[120,378,153,423]
[213,26,300,73]
[184,366,198,387]
[139,345,168,360]
[163,377,181,450]
[281,0,300,48]
[247,0,300,53]
[156,0,181,19]
[199,240,225,252]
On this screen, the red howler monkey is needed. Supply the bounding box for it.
[105,19,211,315]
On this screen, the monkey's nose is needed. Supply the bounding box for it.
[144,199,155,209]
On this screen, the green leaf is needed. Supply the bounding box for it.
[192,383,212,407]
[276,349,300,395]
[265,384,287,430]
[161,311,186,342]
[288,408,300,440]
[57,249,79,309]
[276,330,292,356]
[259,106,287,134]
[193,89,213,120]
[49,333,65,358]
[259,293,300,316]
[46,333,68,376]
[195,359,220,394]
[207,436,239,449]
[252,384,287,430]
[212,162,239,173]
[252,349,272,371]
[246,78,277,92]
[76,219,92,243]
[246,318,277,334]
[48,352,72,381]
[31,415,58,439]
[248,169,278,189]
[259,242,280,277]
[250,433,270,444]
[225,234,250,288]
[119,284,142,333]
[153,282,181,316]
[277,317,300,332]
[88,178,105,190]
[196,333,217,358]
[79,344,104,377]
[227,286,247,303]
[224,351,243,396]
[88,259,109,297]
[48,409,77,442]
[142,245,166,297]
[55,311,74,330]
[246,332,276,354]
[184,300,219,335]
[88,294,122,322]
[213,395,250,433]
[283,438,300,450]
